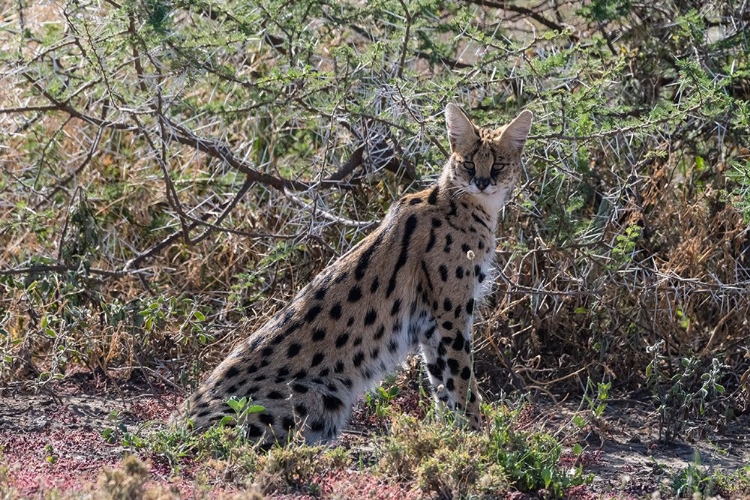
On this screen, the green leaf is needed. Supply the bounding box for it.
[572,414,586,429]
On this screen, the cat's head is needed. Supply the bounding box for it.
[441,104,532,211]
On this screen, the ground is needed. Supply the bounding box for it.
[1,371,748,499]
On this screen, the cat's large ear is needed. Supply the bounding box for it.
[445,103,478,152]
[501,110,533,152]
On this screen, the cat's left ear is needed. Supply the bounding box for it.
[501,110,533,152]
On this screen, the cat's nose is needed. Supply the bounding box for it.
[474,177,490,190]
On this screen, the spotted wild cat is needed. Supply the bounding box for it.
[180,104,533,444]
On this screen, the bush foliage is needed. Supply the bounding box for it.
[1,0,748,427]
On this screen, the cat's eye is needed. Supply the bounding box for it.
[491,164,504,175]
[463,161,475,174]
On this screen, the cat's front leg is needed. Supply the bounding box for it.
[420,320,482,430]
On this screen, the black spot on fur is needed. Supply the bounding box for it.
[294,404,308,417]
[469,392,477,403]
[456,266,464,279]
[334,361,345,373]
[312,328,326,342]
[310,420,325,432]
[246,364,258,374]
[428,186,440,205]
[421,261,435,292]
[454,305,463,318]
[448,199,457,216]
[462,243,471,253]
[409,197,423,205]
[335,333,349,348]
[442,321,454,330]
[443,298,453,311]
[330,303,342,320]
[291,383,307,394]
[461,366,471,380]
[426,229,436,252]
[247,424,263,437]
[471,212,490,231]
[370,276,380,293]
[283,416,295,430]
[287,343,302,358]
[370,347,380,359]
[444,234,453,253]
[314,288,327,301]
[267,391,284,400]
[293,369,307,379]
[259,413,275,426]
[374,325,385,340]
[466,298,474,315]
[305,305,322,323]
[319,368,330,377]
[439,265,448,282]
[431,218,442,228]
[277,366,290,378]
[261,346,274,357]
[446,378,455,391]
[388,339,399,353]
[391,299,402,316]
[311,353,325,366]
[428,363,443,379]
[424,326,436,339]
[225,366,240,379]
[348,286,363,302]
[342,378,353,388]
[353,336,362,346]
[323,394,344,411]
[355,233,384,280]
[387,214,418,298]
[334,272,349,284]
[353,351,365,367]
[364,309,377,326]
[452,334,465,352]
[447,358,460,375]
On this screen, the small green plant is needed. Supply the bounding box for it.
[668,450,717,498]
[365,384,400,420]
[44,443,58,465]
[221,396,265,428]
[645,341,729,442]
[377,404,590,498]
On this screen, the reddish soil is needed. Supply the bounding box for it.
[1,372,748,499]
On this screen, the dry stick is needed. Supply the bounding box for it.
[0,264,132,278]
[33,102,108,210]
[465,0,578,40]
[396,0,412,79]
[21,74,135,131]
[122,175,254,272]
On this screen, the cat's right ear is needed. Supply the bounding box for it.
[445,104,478,152]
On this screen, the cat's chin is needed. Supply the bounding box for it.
[470,187,512,214]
